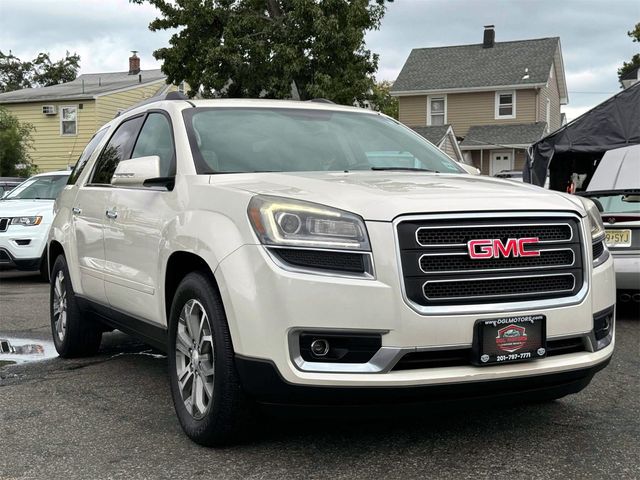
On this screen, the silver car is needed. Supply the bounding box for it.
[581,145,640,298]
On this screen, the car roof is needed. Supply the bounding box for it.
[30,170,70,178]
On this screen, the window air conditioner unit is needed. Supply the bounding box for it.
[42,105,57,115]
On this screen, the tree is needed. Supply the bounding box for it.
[132,0,389,105]
[0,106,36,177]
[368,80,398,119]
[32,51,81,87]
[0,51,80,93]
[618,22,640,86]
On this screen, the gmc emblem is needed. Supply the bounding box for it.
[467,237,541,259]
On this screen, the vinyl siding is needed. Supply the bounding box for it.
[95,80,171,127]
[446,90,537,136]
[398,95,427,126]
[3,100,98,172]
[537,62,561,132]
[398,90,538,136]
[439,134,462,162]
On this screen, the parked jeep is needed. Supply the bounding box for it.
[48,95,616,446]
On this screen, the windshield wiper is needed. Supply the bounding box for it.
[371,166,439,173]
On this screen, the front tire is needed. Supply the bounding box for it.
[50,255,102,357]
[168,272,248,446]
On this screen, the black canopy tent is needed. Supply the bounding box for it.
[524,81,640,191]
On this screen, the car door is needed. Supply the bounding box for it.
[73,115,145,304]
[103,111,176,324]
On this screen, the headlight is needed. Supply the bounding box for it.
[577,197,605,240]
[248,195,370,251]
[10,216,42,226]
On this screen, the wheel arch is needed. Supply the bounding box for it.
[48,240,65,274]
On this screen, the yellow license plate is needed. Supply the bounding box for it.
[605,229,632,247]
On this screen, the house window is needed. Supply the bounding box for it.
[60,106,77,135]
[495,91,515,119]
[428,96,446,126]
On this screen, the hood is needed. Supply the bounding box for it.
[0,199,53,218]
[213,171,585,221]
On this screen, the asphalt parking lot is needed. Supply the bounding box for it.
[0,270,638,480]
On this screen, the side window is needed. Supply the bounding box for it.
[68,128,109,185]
[91,116,144,185]
[131,113,175,177]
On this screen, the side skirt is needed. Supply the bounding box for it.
[76,296,168,353]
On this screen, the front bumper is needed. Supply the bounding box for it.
[0,223,49,270]
[612,251,640,290]
[215,220,616,390]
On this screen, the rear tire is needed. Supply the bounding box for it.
[50,255,102,358]
[168,272,249,446]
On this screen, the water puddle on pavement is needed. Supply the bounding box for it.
[0,337,58,366]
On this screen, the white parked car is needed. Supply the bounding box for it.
[48,97,616,446]
[0,171,70,279]
[581,144,640,298]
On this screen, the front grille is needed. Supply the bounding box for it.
[592,240,605,260]
[0,218,9,232]
[423,274,576,301]
[416,223,572,246]
[270,248,367,273]
[398,215,584,307]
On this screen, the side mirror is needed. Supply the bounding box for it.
[111,156,161,187]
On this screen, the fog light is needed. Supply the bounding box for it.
[310,339,329,357]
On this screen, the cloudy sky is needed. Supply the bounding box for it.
[1,0,638,120]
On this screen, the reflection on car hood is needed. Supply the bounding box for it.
[217,171,584,221]
[0,199,53,217]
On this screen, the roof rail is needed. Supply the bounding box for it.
[115,90,191,118]
[307,98,335,104]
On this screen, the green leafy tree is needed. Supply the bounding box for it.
[132,0,389,104]
[618,22,640,86]
[0,51,80,93]
[368,80,398,119]
[32,51,81,87]
[0,106,36,177]
[0,51,32,93]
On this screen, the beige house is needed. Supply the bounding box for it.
[0,54,176,172]
[391,26,568,176]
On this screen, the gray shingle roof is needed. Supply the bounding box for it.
[391,37,559,92]
[0,69,167,104]
[411,125,451,145]
[460,122,547,148]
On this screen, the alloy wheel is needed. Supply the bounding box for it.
[175,299,215,419]
[52,270,67,342]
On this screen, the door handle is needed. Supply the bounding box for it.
[72,207,82,215]
[105,209,118,219]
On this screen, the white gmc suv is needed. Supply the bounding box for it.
[48,95,616,446]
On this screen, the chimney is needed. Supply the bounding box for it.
[128,51,140,75]
[483,25,495,48]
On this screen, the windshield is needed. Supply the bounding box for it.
[4,175,69,200]
[584,193,640,214]
[184,108,463,174]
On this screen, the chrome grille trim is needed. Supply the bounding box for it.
[414,222,574,248]
[393,211,590,316]
[422,273,577,301]
[418,247,576,274]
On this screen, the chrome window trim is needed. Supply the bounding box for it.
[393,211,590,316]
[418,247,576,274]
[422,273,576,301]
[414,221,574,248]
[265,245,376,280]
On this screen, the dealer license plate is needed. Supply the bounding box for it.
[605,229,632,247]
[473,315,546,366]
